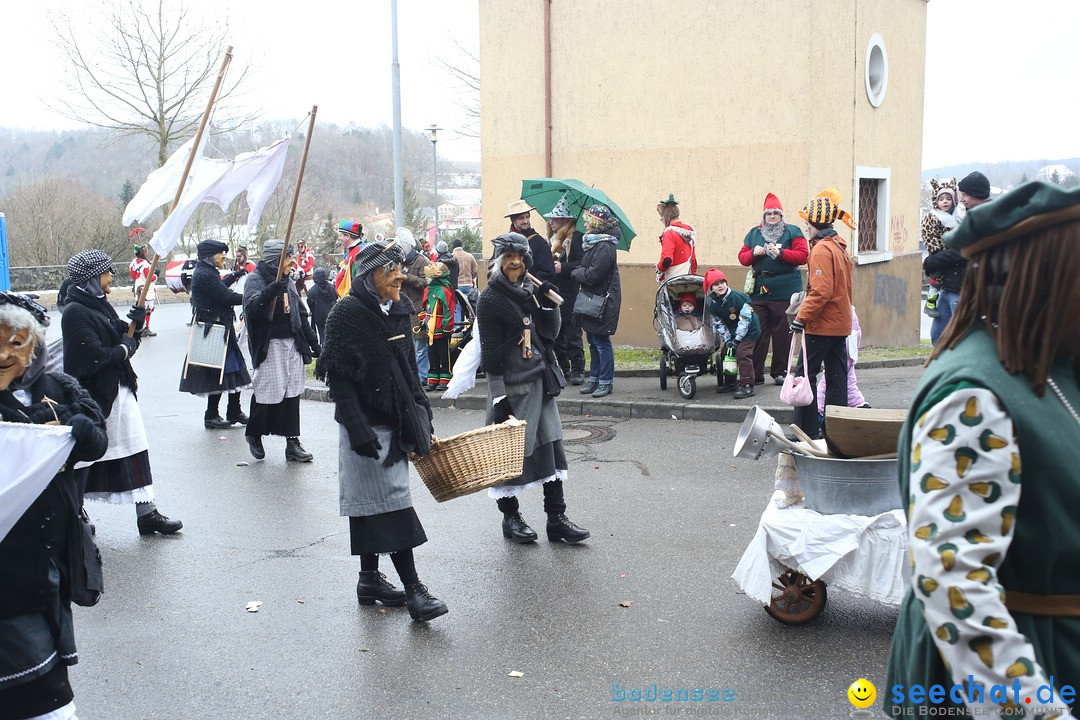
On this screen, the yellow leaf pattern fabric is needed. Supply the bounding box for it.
[909,388,1067,716]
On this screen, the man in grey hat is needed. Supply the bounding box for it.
[242,239,321,462]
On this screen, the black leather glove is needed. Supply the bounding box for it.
[233,267,248,278]
[310,342,321,358]
[790,318,806,334]
[536,281,560,306]
[127,305,147,331]
[119,335,139,359]
[269,278,291,294]
[354,438,382,459]
[69,413,99,446]
[491,397,513,425]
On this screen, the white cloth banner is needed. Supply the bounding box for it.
[122,131,210,226]
[121,131,291,258]
[201,138,290,233]
[0,421,75,544]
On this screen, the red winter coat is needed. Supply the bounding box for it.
[656,221,697,277]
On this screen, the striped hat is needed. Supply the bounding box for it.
[799,188,856,230]
[67,249,114,283]
[353,240,407,278]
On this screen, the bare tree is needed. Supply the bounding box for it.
[435,41,480,140]
[1,177,122,266]
[50,0,254,167]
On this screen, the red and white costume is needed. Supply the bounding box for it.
[129,256,158,309]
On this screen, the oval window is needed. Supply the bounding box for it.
[865,33,888,107]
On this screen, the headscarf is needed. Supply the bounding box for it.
[67,249,114,298]
[197,239,229,259]
[582,204,621,246]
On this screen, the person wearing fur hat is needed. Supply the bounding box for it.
[420,260,456,391]
[922,179,965,345]
[315,240,447,622]
[478,232,589,545]
[179,239,251,429]
[506,199,557,284]
[885,181,1080,718]
[571,205,623,398]
[705,269,761,397]
[545,194,586,385]
[0,291,109,720]
[790,189,855,439]
[62,249,183,535]
[128,229,158,337]
[655,194,698,283]
[738,193,809,385]
[242,239,320,462]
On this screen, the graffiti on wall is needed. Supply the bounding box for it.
[890,214,910,255]
[873,274,908,317]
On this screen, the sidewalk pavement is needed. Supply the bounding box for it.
[304,357,928,424]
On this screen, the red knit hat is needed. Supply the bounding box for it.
[704,268,727,289]
[762,193,783,214]
[678,292,697,307]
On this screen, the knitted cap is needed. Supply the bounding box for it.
[583,204,617,233]
[435,240,448,254]
[678,292,698,307]
[799,188,856,230]
[68,249,114,283]
[353,240,407,277]
[704,268,727,288]
[763,193,783,213]
[958,171,991,200]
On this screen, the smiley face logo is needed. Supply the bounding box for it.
[847,678,876,709]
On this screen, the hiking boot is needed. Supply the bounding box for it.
[546,514,590,544]
[502,513,538,543]
[356,571,407,606]
[405,582,448,622]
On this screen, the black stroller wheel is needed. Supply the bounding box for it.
[659,354,668,390]
[678,374,696,400]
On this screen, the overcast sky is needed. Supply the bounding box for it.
[1,0,1078,169]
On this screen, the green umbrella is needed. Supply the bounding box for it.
[520,178,637,250]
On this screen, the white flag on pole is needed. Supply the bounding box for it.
[0,421,75,544]
[201,137,291,233]
[122,128,213,226]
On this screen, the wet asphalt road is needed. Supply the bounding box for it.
[46,303,903,719]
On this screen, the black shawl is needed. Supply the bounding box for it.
[315,290,431,466]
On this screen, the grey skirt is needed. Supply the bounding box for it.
[338,424,414,517]
[485,376,568,498]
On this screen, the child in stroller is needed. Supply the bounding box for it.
[654,274,718,399]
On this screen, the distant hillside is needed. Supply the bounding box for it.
[923,158,1080,189]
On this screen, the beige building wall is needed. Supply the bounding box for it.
[480,0,927,347]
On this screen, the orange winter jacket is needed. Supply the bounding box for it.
[795,231,852,336]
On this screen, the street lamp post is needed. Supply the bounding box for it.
[428,124,442,250]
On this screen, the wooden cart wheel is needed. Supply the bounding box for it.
[764,569,827,625]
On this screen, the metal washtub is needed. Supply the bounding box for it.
[792,454,902,516]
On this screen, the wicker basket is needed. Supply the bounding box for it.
[412,419,527,502]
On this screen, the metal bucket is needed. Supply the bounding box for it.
[792,454,902,516]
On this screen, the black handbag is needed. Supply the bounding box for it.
[69,505,104,607]
[572,289,608,320]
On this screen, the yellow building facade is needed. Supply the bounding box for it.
[479,0,927,347]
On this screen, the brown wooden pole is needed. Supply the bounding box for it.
[129,46,234,337]
[269,105,318,316]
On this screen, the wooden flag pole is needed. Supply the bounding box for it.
[270,105,318,316]
[129,46,234,337]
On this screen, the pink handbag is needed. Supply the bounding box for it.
[779,332,814,407]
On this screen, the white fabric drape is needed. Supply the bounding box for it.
[0,421,74,544]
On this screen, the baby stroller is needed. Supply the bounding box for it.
[449,287,477,369]
[654,274,719,400]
